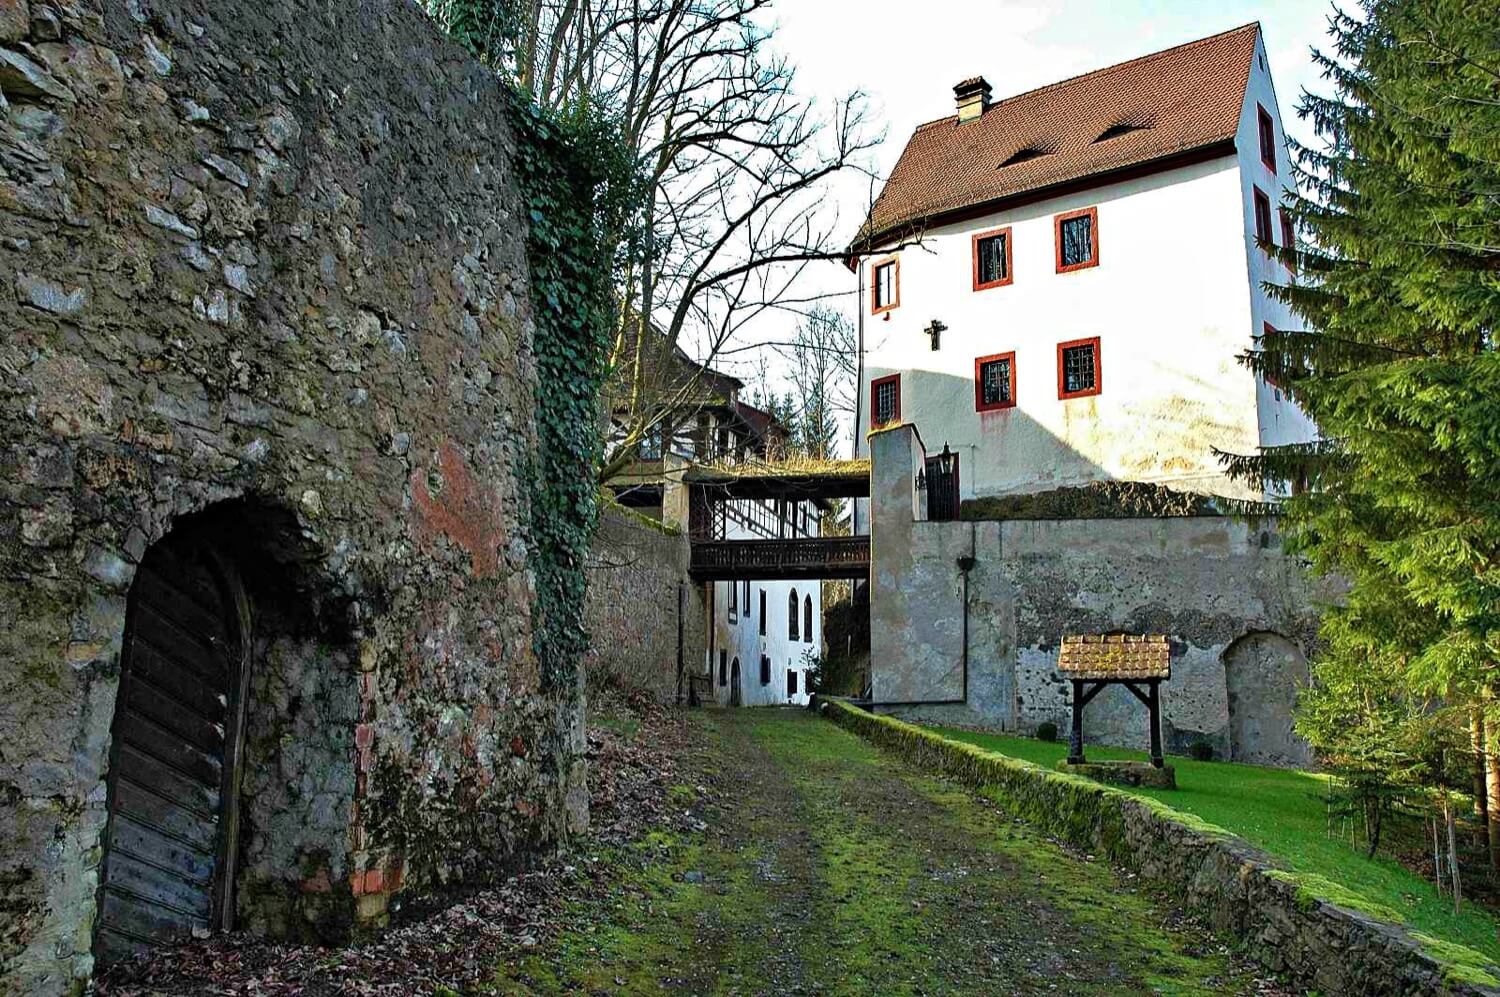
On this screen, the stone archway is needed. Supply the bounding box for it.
[1223,632,1312,768]
[94,526,252,963]
[93,500,360,965]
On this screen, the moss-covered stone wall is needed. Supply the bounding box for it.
[0,1,584,992]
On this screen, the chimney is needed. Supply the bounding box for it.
[954,76,992,123]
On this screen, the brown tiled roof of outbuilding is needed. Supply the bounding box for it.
[858,24,1260,247]
[1058,634,1172,680]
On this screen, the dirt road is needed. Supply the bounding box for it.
[497,708,1279,996]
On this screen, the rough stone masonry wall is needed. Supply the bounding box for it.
[583,508,699,703]
[0,1,585,993]
[868,424,1325,765]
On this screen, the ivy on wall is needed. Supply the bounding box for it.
[507,92,639,693]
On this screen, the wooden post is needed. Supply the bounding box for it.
[1068,680,1092,758]
[1068,679,1086,764]
[1148,679,1164,768]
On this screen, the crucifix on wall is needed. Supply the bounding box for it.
[924,319,947,351]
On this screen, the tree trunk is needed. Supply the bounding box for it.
[1446,794,1463,915]
[1487,720,1500,875]
[1473,711,1490,854]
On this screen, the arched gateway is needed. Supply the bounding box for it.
[95,529,252,962]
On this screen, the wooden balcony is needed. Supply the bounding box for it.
[689,535,870,581]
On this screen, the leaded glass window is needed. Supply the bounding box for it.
[1060,214,1094,268]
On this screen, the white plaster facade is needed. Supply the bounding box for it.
[852,28,1315,508]
[706,499,822,707]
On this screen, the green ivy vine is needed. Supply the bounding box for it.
[506,91,639,694]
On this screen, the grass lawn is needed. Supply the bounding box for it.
[926,724,1500,983]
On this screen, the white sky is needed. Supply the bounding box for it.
[718,0,1338,414]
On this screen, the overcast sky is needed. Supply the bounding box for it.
[725,0,1341,430]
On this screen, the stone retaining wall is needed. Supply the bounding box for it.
[818,698,1500,997]
[583,507,700,702]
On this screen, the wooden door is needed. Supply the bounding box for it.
[730,658,742,707]
[94,535,250,964]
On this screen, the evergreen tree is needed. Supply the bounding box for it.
[1221,0,1499,835]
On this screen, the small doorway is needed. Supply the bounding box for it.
[729,657,742,707]
[94,530,252,964]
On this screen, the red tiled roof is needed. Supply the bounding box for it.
[859,24,1259,247]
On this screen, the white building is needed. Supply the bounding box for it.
[851,24,1315,510]
[604,342,821,707]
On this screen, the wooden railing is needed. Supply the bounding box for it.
[688,535,870,581]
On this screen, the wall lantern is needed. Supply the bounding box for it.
[933,443,957,480]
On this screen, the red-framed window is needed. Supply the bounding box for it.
[1253,186,1274,248]
[1257,104,1276,173]
[871,256,900,315]
[1279,208,1296,270]
[870,373,900,427]
[1057,337,1102,399]
[972,226,1013,291]
[1261,321,1283,392]
[974,352,1016,412]
[1054,206,1099,273]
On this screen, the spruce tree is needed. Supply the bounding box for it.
[1221,0,1499,796]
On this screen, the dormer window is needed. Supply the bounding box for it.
[972,227,1012,291]
[1000,145,1050,168]
[872,257,899,315]
[1257,105,1276,173]
[1055,207,1099,273]
[1095,121,1150,142]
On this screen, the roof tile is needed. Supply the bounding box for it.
[860,24,1259,245]
[1058,634,1171,680]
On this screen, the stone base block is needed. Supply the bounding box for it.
[1057,759,1177,790]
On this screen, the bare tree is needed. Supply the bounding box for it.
[778,304,856,460]
[424,0,889,480]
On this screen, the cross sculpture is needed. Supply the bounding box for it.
[1057,634,1172,768]
[924,319,947,351]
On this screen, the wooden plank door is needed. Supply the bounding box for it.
[94,535,250,964]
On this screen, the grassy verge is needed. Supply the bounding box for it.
[927,724,1500,977]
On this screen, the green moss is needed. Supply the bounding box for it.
[1409,933,1500,988]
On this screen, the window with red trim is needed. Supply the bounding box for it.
[1261,321,1283,394]
[1057,337,1101,399]
[974,352,1016,412]
[1253,187,1274,248]
[871,257,899,314]
[870,373,900,427]
[1257,105,1276,173]
[1055,207,1099,273]
[972,227,1012,290]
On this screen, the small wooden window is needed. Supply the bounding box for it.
[1253,187,1274,247]
[1054,206,1099,273]
[787,670,799,697]
[719,650,727,686]
[1257,105,1276,173]
[759,590,766,635]
[870,373,900,427]
[788,589,800,641]
[871,257,899,314]
[742,579,750,615]
[1058,337,1102,399]
[760,655,771,686]
[972,227,1013,290]
[803,595,813,644]
[974,352,1016,412]
[726,581,737,623]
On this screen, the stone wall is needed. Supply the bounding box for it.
[821,700,1500,997]
[868,425,1324,762]
[583,507,698,703]
[0,1,585,993]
